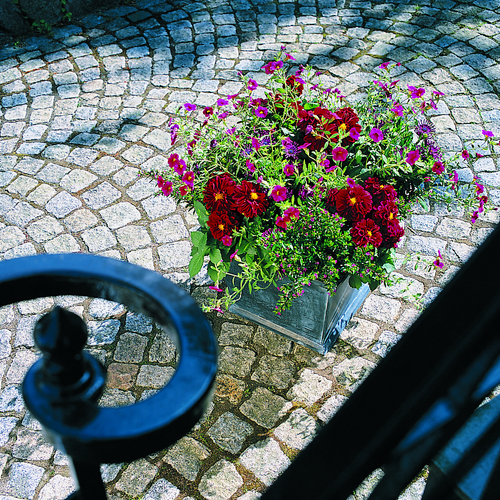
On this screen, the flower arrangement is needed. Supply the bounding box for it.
[144,51,495,315]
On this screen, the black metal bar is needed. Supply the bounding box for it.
[69,459,108,500]
[0,254,217,498]
[262,223,500,499]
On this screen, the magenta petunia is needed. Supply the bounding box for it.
[482,130,494,137]
[408,85,425,99]
[173,159,187,176]
[218,112,228,120]
[271,185,287,202]
[369,128,384,143]
[349,127,360,141]
[405,150,420,166]
[182,171,195,189]
[284,206,300,219]
[184,103,196,111]
[255,106,268,118]
[379,61,390,70]
[217,98,229,106]
[433,250,444,269]
[331,146,348,162]
[284,163,295,176]
[432,161,445,174]
[221,236,232,247]
[391,104,404,116]
[246,159,256,172]
[248,79,258,91]
[251,137,261,151]
[462,150,470,160]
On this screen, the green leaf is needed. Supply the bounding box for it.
[194,201,209,225]
[191,231,207,249]
[349,274,362,289]
[188,253,204,278]
[209,248,222,264]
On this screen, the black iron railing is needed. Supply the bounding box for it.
[0,254,218,500]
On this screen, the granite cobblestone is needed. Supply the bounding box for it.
[0,0,499,498]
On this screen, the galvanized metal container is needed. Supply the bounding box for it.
[225,263,370,354]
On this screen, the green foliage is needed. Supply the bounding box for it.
[32,19,52,34]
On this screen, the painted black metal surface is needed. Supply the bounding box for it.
[0,253,217,473]
[261,223,500,500]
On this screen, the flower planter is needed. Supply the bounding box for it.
[224,262,370,354]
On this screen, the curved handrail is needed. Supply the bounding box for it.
[0,253,218,464]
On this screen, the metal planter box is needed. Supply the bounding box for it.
[224,263,370,354]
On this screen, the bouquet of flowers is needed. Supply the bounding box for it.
[144,51,493,314]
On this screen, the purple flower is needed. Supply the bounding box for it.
[349,127,360,141]
[218,112,228,120]
[483,130,494,138]
[255,106,268,118]
[271,185,287,202]
[408,85,425,99]
[331,147,348,162]
[248,79,258,91]
[221,236,232,247]
[251,137,261,151]
[282,138,299,159]
[246,159,256,172]
[184,103,196,111]
[283,163,295,176]
[433,250,444,269]
[369,128,384,143]
[217,98,229,106]
[405,150,420,165]
[391,104,404,116]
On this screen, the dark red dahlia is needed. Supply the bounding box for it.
[335,185,373,222]
[325,107,362,145]
[380,220,405,248]
[207,211,238,241]
[373,200,399,225]
[231,180,268,218]
[325,188,338,212]
[364,177,398,206]
[203,174,235,212]
[350,219,383,248]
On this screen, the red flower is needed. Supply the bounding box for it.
[373,201,399,225]
[335,185,373,222]
[203,174,236,212]
[286,75,304,95]
[364,177,397,205]
[350,219,382,248]
[380,220,405,248]
[327,107,362,145]
[232,181,268,218]
[207,211,238,241]
[325,188,338,212]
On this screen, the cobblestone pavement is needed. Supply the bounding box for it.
[1,0,500,498]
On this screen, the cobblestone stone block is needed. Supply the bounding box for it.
[239,438,290,486]
[273,408,318,450]
[287,368,332,406]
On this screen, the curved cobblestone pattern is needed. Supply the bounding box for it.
[0,0,499,498]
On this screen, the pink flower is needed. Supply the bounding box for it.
[271,185,287,202]
[182,171,195,189]
[218,112,228,119]
[391,104,404,116]
[349,127,360,141]
[217,98,229,106]
[369,128,384,143]
[408,85,425,99]
[405,150,420,165]
[221,236,232,247]
[262,61,283,74]
[433,250,444,269]
[209,285,224,292]
[432,161,445,174]
[248,79,258,90]
[157,177,173,197]
[462,150,470,160]
[276,216,288,229]
[230,249,238,260]
[433,90,445,96]
[184,103,196,111]
[251,137,261,151]
[379,61,390,70]
[284,206,300,219]
[331,146,348,162]
[284,163,295,176]
[246,159,256,172]
[255,106,268,118]
[173,159,187,176]
[482,130,494,138]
